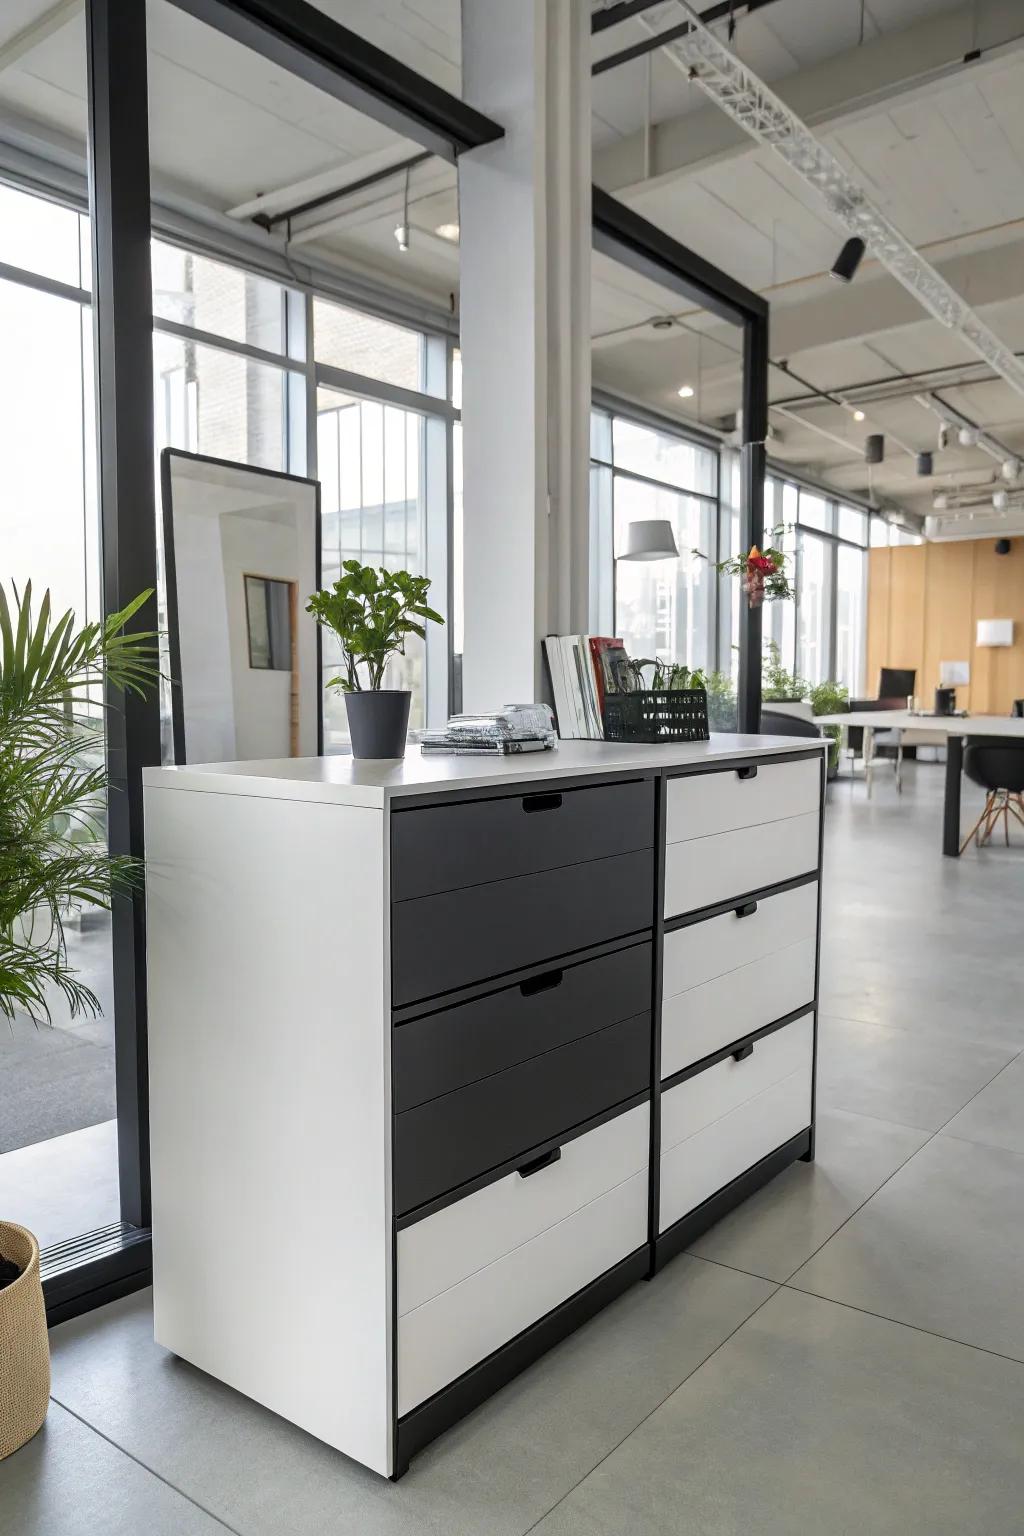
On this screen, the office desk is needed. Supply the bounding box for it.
[815,711,1024,856]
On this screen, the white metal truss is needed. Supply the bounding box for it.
[653,3,1024,402]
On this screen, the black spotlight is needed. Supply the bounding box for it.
[916,452,933,477]
[865,434,885,464]
[831,236,866,283]
[996,538,1011,556]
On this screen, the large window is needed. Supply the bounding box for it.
[591,407,718,673]
[313,304,453,741]
[590,415,871,694]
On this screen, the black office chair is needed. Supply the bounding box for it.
[1012,700,1024,719]
[761,709,823,739]
[879,667,916,700]
[960,739,1024,851]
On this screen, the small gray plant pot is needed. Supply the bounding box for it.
[344,689,411,760]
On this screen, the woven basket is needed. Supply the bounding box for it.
[0,1222,50,1460]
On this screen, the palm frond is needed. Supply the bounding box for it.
[0,580,156,1023]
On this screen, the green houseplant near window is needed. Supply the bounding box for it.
[0,579,157,1461]
[307,560,444,760]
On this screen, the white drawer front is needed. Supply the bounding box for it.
[664,812,819,919]
[661,1013,813,1154]
[666,756,821,844]
[662,883,817,998]
[659,1067,812,1233]
[399,1167,647,1414]
[398,1102,649,1317]
[661,937,816,1080]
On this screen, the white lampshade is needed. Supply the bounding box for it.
[618,519,679,561]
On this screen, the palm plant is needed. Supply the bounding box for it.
[0,582,158,1023]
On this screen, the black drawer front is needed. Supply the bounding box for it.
[390,777,654,901]
[394,942,652,1113]
[391,849,654,1007]
[394,1011,651,1217]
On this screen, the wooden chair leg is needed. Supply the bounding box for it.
[960,792,996,853]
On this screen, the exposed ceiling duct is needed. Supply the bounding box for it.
[653,3,1024,405]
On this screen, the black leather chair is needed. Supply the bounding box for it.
[960,739,1024,851]
[1012,700,1024,719]
[879,667,916,700]
[761,709,823,739]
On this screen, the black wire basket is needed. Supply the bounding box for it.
[602,688,709,744]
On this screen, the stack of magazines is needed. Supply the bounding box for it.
[420,704,557,756]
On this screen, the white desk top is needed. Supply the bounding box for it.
[815,711,1024,737]
[142,733,825,809]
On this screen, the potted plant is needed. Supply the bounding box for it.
[0,580,157,1459]
[307,560,444,760]
[762,640,808,704]
[808,679,850,780]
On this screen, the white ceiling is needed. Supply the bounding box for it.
[2,0,1024,533]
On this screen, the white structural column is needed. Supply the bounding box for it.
[459,0,592,711]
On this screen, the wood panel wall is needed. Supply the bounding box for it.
[866,537,1024,713]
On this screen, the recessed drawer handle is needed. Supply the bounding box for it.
[519,969,564,997]
[735,900,758,918]
[736,764,758,780]
[522,791,563,813]
[516,1146,562,1179]
[732,1042,755,1062]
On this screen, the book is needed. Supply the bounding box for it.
[588,636,630,715]
[559,635,589,738]
[543,636,576,739]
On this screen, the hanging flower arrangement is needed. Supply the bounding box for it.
[694,525,795,609]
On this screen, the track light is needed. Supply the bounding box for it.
[1002,456,1020,481]
[830,236,866,283]
[958,425,979,447]
[993,489,1009,511]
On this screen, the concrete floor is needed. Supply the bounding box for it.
[3,762,1023,1533]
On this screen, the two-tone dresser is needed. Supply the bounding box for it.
[143,734,825,1478]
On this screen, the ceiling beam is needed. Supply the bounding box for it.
[594,0,1024,195]
[0,0,82,72]
[225,141,425,223]
[166,0,502,164]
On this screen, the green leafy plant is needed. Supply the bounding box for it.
[704,670,737,732]
[762,639,808,701]
[307,560,444,693]
[0,582,159,1023]
[808,679,849,772]
[628,658,707,693]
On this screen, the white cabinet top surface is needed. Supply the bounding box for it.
[142,735,825,809]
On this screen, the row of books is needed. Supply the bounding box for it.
[542,635,630,741]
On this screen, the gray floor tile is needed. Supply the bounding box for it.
[49,1262,773,1536]
[815,1012,1014,1131]
[0,1403,228,1536]
[790,1134,1024,1360]
[49,1292,432,1536]
[942,1054,1024,1154]
[529,1288,1024,1536]
[393,1254,773,1535]
[686,1105,930,1281]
